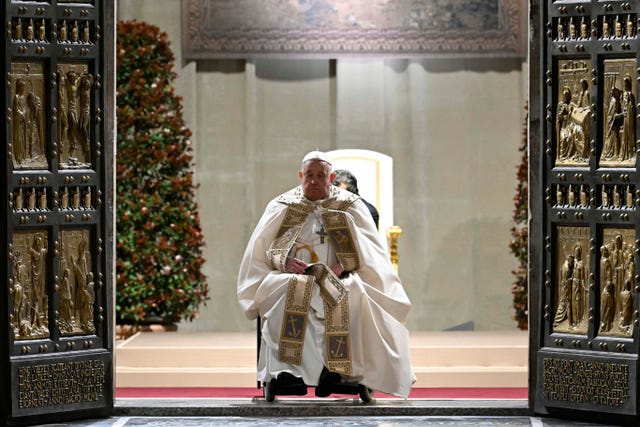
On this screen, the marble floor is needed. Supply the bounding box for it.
[33,416,614,426]
[27,398,625,427]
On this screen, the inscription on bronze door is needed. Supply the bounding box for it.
[533,1,640,424]
[1,1,115,425]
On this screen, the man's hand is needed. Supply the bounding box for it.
[330,263,344,277]
[285,257,308,274]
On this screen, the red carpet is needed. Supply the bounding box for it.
[116,387,527,399]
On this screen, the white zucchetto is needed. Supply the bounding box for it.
[301,150,332,166]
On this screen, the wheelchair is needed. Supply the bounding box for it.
[256,317,375,402]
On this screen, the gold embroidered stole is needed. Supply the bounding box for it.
[266,187,359,375]
[278,274,314,366]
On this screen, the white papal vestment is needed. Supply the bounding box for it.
[237,186,415,397]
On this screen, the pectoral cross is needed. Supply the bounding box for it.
[312,209,327,243]
[316,225,327,244]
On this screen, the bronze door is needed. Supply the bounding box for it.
[532,0,640,424]
[1,1,115,425]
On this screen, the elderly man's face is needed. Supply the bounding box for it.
[299,160,335,201]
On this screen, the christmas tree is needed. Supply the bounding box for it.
[116,20,208,325]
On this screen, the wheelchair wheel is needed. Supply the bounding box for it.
[358,386,375,403]
[264,381,275,402]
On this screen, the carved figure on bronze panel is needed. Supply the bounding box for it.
[59,229,93,335]
[611,234,626,303]
[573,81,591,159]
[12,231,50,339]
[27,188,36,210]
[38,188,47,210]
[625,186,634,208]
[27,90,45,158]
[13,251,32,336]
[77,271,95,332]
[556,186,564,206]
[571,245,587,328]
[577,79,590,108]
[601,59,637,167]
[603,17,610,38]
[82,21,90,43]
[554,254,575,326]
[556,87,575,160]
[615,15,623,38]
[19,321,34,338]
[626,14,635,38]
[619,279,634,335]
[84,187,92,209]
[602,87,624,161]
[59,20,68,42]
[555,227,590,334]
[600,245,613,294]
[58,63,91,168]
[79,73,94,152]
[11,255,27,332]
[580,17,588,39]
[12,276,23,327]
[12,79,29,163]
[72,187,81,209]
[602,187,610,207]
[579,185,588,207]
[71,20,79,43]
[620,76,636,162]
[600,280,615,332]
[72,237,89,324]
[59,268,74,333]
[569,17,576,40]
[85,272,96,331]
[67,69,82,154]
[14,188,23,210]
[38,19,46,41]
[623,249,635,291]
[555,79,591,165]
[29,235,47,326]
[26,19,34,42]
[14,18,23,40]
[612,233,625,279]
[61,187,69,209]
[557,18,565,40]
[568,185,576,207]
[28,236,48,337]
[613,185,622,208]
[58,72,70,151]
[11,64,48,169]
[599,229,636,337]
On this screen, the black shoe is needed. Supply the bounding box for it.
[272,372,305,386]
[315,367,341,397]
[269,372,307,396]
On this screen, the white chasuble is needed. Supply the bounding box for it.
[237,186,415,397]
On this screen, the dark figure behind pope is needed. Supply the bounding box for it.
[237,150,415,398]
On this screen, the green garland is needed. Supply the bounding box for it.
[115,20,209,325]
[509,104,528,330]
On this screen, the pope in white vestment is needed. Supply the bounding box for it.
[237,151,415,398]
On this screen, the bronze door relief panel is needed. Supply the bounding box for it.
[555,59,592,167]
[2,0,114,425]
[536,0,640,423]
[552,226,590,335]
